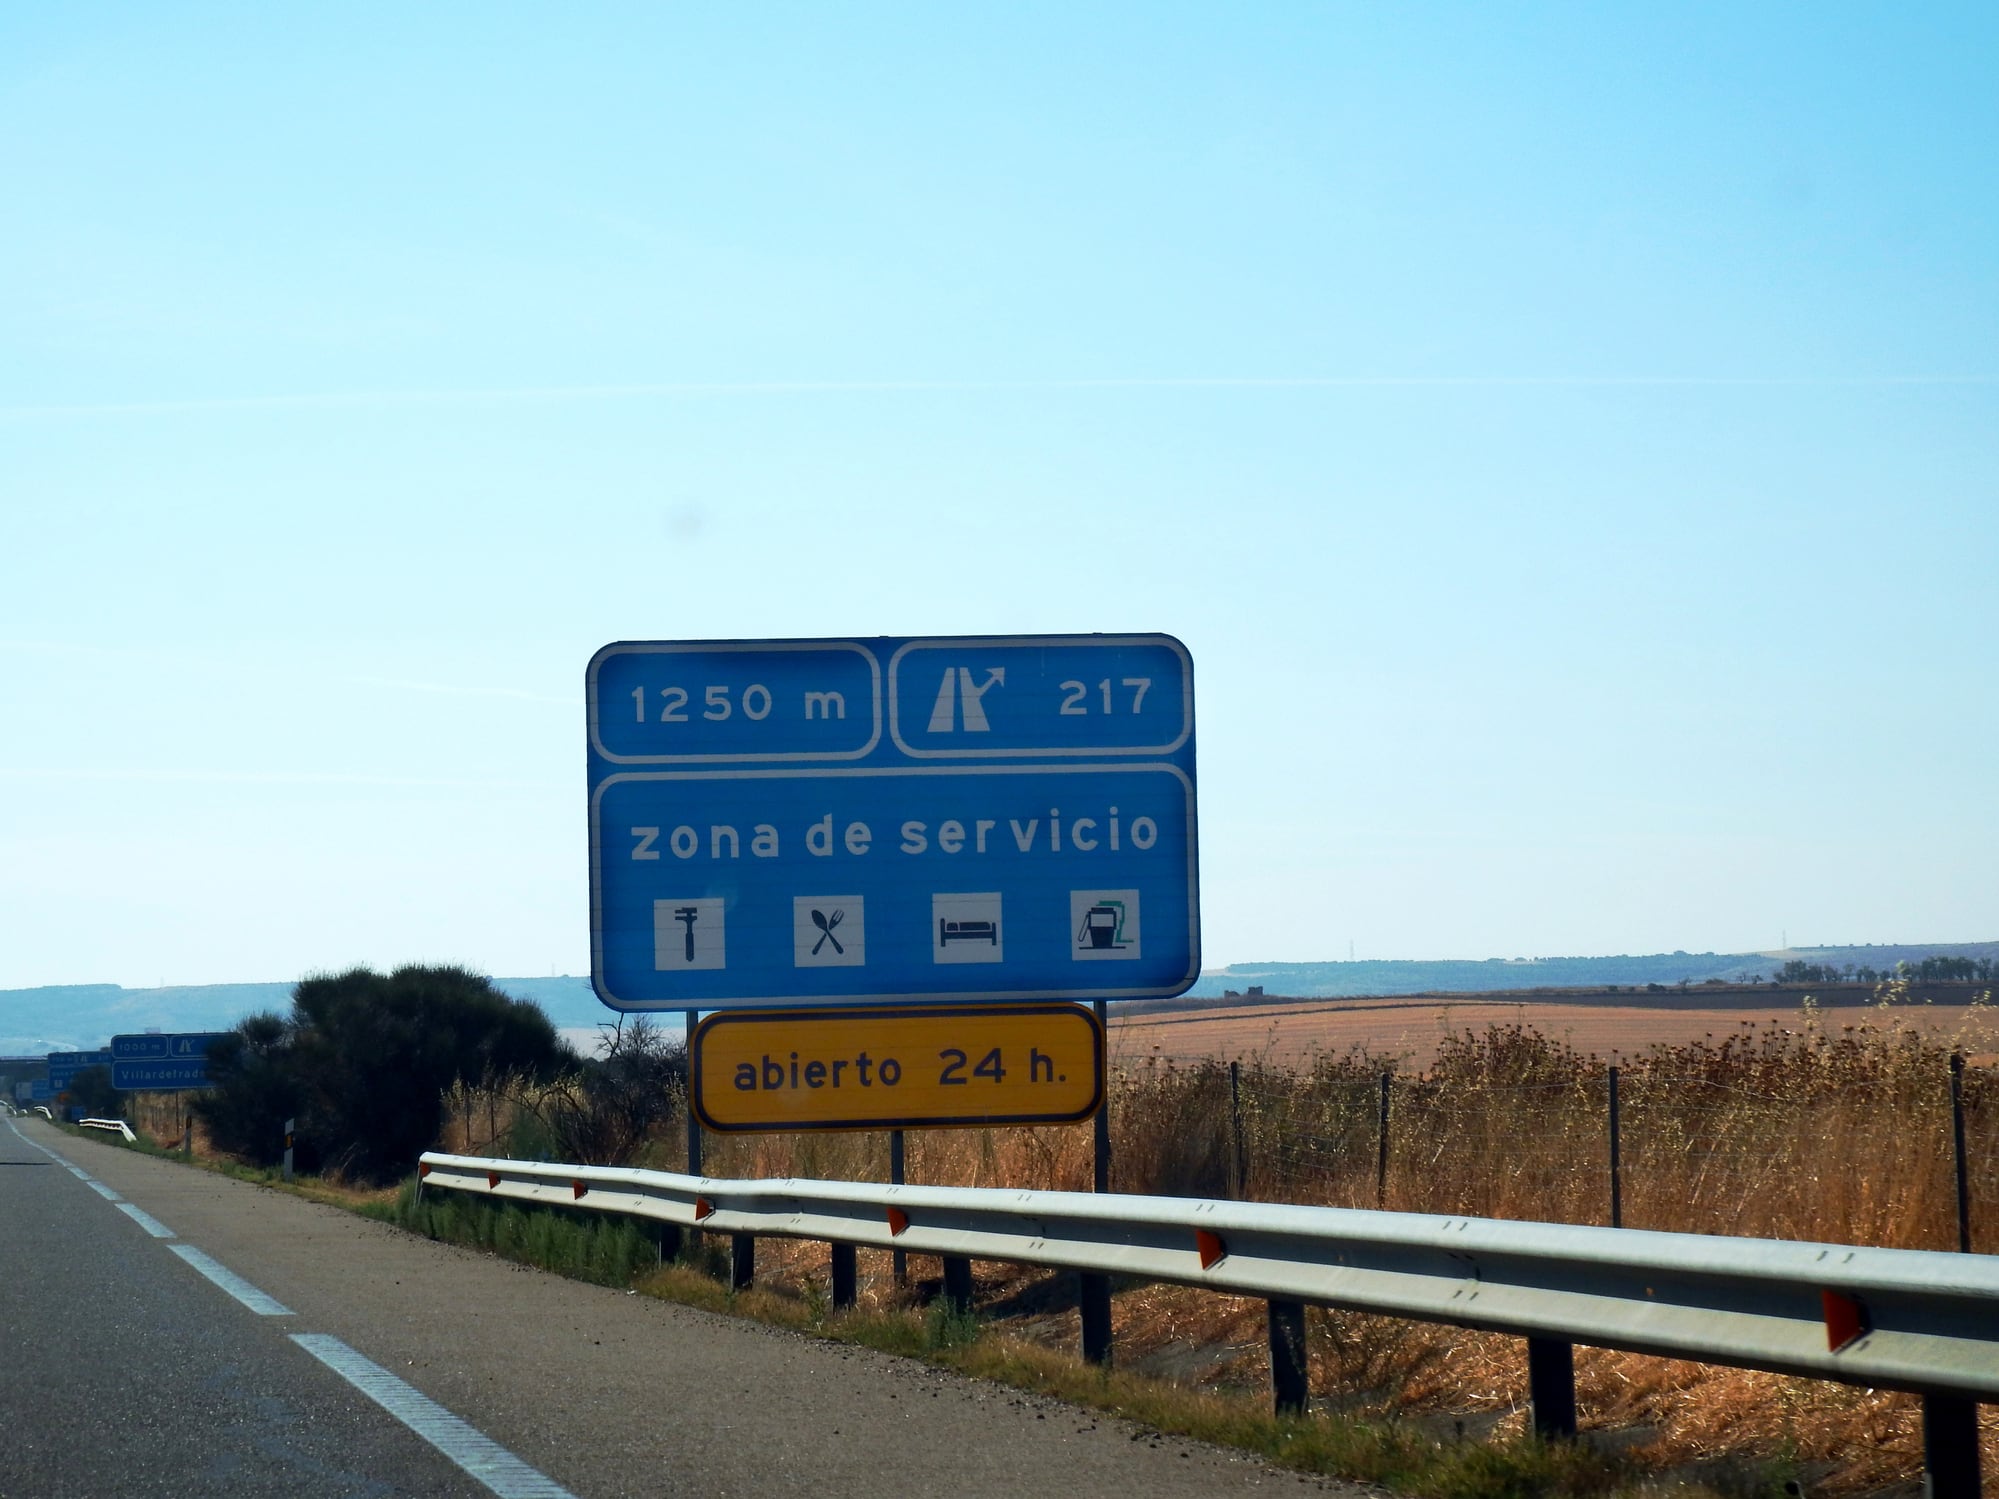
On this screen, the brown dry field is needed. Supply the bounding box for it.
[1110,986,1999,1070]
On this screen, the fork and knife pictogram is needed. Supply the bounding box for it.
[810,908,845,955]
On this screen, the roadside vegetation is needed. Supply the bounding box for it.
[97,974,1997,1496]
[192,964,572,1182]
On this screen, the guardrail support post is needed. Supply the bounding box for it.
[830,1242,857,1310]
[1080,1276,1113,1366]
[1527,1337,1577,1439]
[1268,1300,1308,1415]
[655,1224,682,1266]
[942,1255,973,1313]
[731,1233,754,1291]
[1922,1393,1981,1499]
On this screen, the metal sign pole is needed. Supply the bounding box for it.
[1080,997,1113,1365]
[684,1010,702,1177]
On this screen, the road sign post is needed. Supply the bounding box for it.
[588,635,1199,1012]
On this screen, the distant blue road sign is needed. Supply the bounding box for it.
[112,1057,214,1091]
[588,635,1199,1011]
[29,1081,52,1102]
[111,1032,227,1061]
[47,1050,113,1088]
[109,1034,224,1090]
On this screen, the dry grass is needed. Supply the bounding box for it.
[673,995,1999,1494]
[135,988,1998,1494]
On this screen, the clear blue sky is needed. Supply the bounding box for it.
[3,5,1994,990]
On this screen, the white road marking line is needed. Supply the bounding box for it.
[118,1202,175,1238]
[169,1244,293,1315]
[3,1119,63,1160]
[88,1179,124,1201]
[290,1335,575,1499]
[65,1164,92,1181]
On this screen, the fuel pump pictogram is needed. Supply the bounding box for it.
[1077,900,1129,951]
[1070,888,1141,961]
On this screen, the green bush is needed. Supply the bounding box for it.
[65,1064,121,1120]
[196,965,571,1184]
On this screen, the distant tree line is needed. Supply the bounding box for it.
[1773,957,1997,986]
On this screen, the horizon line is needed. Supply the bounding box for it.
[5,373,1996,419]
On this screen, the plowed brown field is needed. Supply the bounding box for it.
[1109,987,1999,1069]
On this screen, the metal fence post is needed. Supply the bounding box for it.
[890,1128,908,1289]
[1951,1054,1971,1254]
[1527,1337,1577,1439]
[1376,1072,1392,1209]
[1230,1059,1246,1197]
[732,1232,755,1292]
[1608,1065,1622,1229]
[1268,1300,1308,1415]
[1080,998,1114,1366]
[1922,1392,1982,1498]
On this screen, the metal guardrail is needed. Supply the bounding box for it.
[79,1118,138,1143]
[419,1151,1999,1492]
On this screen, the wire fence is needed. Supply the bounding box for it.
[440,1013,1997,1256]
[1157,1034,1997,1253]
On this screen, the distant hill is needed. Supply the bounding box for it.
[0,975,610,1054]
[3,943,1992,1053]
[1188,941,1999,1000]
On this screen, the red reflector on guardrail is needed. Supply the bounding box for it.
[572,1180,586,1199]
[694,1196,716,1220]
[1196,1229,1227,1269]
[887,1207,910,1236]
[486,1170,501,1189]
[418,1162,431,1178]
[1824,1289,1869,1351]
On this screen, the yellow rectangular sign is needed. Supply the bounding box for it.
[691,1003,1103,1133]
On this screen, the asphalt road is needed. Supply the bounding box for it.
[1,1117,1356,1497]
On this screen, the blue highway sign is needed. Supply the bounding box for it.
[46,1050,113,1088]
[112,1057,214,1091]
[588,635,1198,1011]
[111,1032,227,1061]
[109,1033,225,1090]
